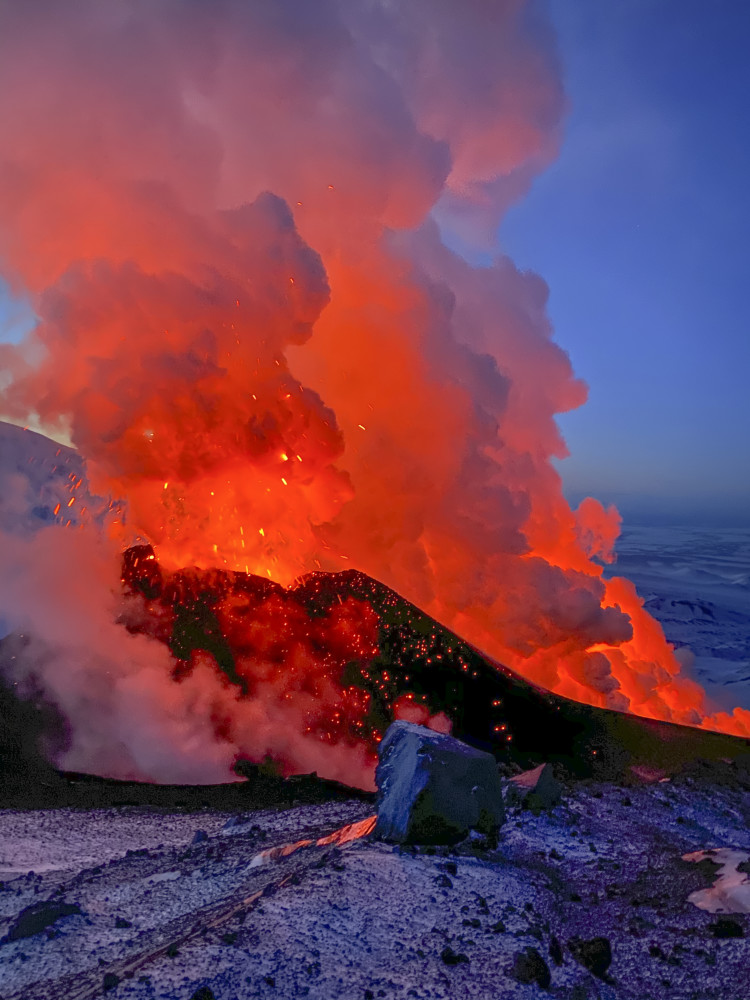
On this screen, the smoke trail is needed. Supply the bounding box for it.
[1,0,747,783]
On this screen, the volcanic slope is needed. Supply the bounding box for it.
[120,548,750,783]
[2,419,750,793]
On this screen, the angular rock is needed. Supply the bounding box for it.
[374,721,505,844]
[509,947,551,988]
[549,935,563,966]
[440,945,469,965]
[1,900,83,943]
[505,763,562,810]
[190,987,216,1000]
[103,972,120,992]
[191,829,209,845]
[709,918,744,938]
[568,936,612,979]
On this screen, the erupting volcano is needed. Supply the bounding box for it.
[1,0,748,790]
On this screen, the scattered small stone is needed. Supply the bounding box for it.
[1,900,83,943]
[568,936,612,979]
[709,918,744,938]
[264,975,276,987]
[439,861,458,876]
[103,972,120,992]
[191,829,209,845]
[115,917,132,929]
[462,918,481,928]
[436,874,453,888]
[689,857,722,881]
[490,920,506,933]
[166,943,180,958]
[506,763,563,811]
[190,988,216,1000]
[509,947,551,988]
[440,945,469,965]
[549,935,563,965]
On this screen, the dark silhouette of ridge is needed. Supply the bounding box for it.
[2,545,749,807]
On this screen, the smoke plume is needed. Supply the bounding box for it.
[1,0,748,783]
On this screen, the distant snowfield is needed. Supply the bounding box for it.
[609,523,750,713]
[1,421,748,714]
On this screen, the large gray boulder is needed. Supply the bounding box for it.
[374,721,505,844]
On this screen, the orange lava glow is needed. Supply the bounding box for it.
[249,815,377,868]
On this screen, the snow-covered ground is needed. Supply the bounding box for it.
[2,770,750,1000]
[609,523,750,713]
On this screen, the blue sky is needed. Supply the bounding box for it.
[0,282,34,346]
[501,0,750,524]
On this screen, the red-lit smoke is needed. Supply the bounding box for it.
[1,0,748,785]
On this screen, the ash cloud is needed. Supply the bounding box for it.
[1,0,747,785]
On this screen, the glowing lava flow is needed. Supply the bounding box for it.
[248,815,377,869]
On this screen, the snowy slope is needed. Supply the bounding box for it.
[0,421,115,537]
[2,774,750,999]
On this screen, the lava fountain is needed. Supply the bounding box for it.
[0,0,748,787]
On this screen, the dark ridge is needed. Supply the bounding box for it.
[1,765,372,811]
[2,548,750,806]
[121,552,750,779]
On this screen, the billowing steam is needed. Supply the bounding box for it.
[1,0,748,784]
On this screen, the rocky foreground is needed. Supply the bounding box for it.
[2,762,750,1000]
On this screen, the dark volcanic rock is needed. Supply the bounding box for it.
[709,918,744,938]
[5,520,750,813]
[506,763,562,810]
[549,935,564,966]
[440,945,469,965]
[374,721,505,844]
[190,987,216,1000]
[509,947,551,988]
[103,972,120,991]
[0,650,68,802]
[119,547,750,785]
[568,936,613,979]
[1,900,83,943]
